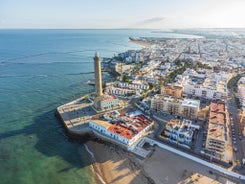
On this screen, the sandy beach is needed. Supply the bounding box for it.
[86,140,154,184]
[129,39,152,47]
[86,140,240,184]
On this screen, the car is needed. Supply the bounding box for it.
[239,136,242,140]
[233,141,237,144]
[233,147,238,152]
[233,137,237,141]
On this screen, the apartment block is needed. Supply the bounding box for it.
[205,102,228,157]
[151,95,200,119]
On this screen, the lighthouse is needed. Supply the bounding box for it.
[94,52,103,97]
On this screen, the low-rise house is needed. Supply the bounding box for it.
[105,80,149,97]
[94,94,119,111]
[164,119,199,145]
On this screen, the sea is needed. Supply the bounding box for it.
[0,29,244,184]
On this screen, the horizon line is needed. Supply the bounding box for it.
[0,27,245,30]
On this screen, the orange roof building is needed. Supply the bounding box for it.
[205,102,228,157]
[89,112,154,147]
[161,84,183,98]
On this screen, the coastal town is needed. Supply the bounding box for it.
[57,36,245,184]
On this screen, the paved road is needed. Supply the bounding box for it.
[227,74,245,171]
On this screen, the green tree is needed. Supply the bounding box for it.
[122,74,129,82]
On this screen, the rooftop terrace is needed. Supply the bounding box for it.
[107,114,153,140]
[101,94,117,101]
[210,102,226,113]
[207,102,227,143]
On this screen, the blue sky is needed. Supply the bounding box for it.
[1,0,245,29]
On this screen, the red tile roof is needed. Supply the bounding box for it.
[210,102,225,113]
[107,114,153,140]
[209,102,226,125]
[101,94,117,101]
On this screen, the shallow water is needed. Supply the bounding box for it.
[0,29,205,184]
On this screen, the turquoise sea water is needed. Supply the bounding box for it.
[0,29,158,184]
[1,29,242,184]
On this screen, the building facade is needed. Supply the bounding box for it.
[89,112,154,147]
[164,119,199,145]
[205,102,228,157]
[105,80,149,97]
[175,73,232,100]
[151,95,200,119]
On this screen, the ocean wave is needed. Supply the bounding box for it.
[84,144,95,159]
[84,144,107,184]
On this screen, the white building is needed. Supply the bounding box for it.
[98,94,119,110]
[89,112,154,147]
[164,119,199,145]
[105,80,149,97]
[175,71,233,100]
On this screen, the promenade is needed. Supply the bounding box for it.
[143,137,245,182]
[57,96,96,132]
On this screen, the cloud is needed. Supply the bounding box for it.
[140,17,166,24]
[128,17,167,29]
[0,19,6,24]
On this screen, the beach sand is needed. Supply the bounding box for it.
[142,147,231,184]
[86,140,239,184]
[129,39,152,47]
[86,140,154,184]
